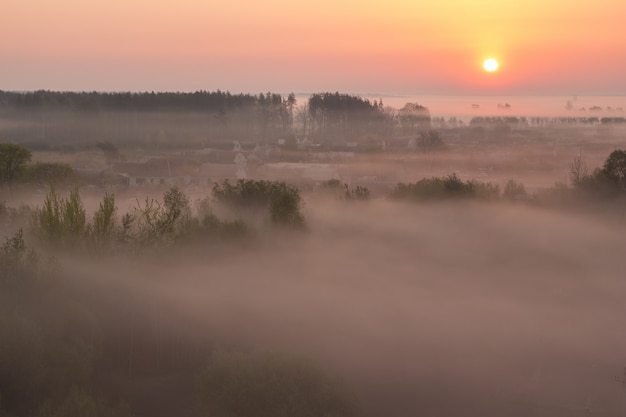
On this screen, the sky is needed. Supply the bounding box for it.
[2,0,626,95]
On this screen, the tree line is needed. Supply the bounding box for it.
[0,90,431,148]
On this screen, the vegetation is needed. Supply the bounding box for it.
[0,143,32,186]
[307,92,394,140]
[22,162,79,187]
[213,179,306,229]
[32,188,87,246]
[416,130,445,152]
[3,148,626,417]
[320,179,370,201]
[0,229,38,278]
[0,91,434,148]
[391,173,500,201]
[502,180,528,201]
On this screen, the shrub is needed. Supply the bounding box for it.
[600,149,626,191]
[22,162,79,187]
[345,185,370,201]
[32,187,86,246]
[502,180,528,201]
[0,229,38,278]
[126,187,192,246]
[32,187,63,242]
[391,174,497,201]
[213,179,305,229]
[417,130,445,152]
[88,193,117,251]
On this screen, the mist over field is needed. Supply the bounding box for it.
[43,199,625,417]
[2,90,626,417]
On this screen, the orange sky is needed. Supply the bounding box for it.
[2,0,625,94]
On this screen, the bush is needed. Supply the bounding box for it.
[213,179,305,229]
[345,185,370,201]
[417,130,445,152]
[88,193,117,251]
[391,174,498,201]
[565,150,626,201]
[0,229,38,278]
[502,180,528,201]
[600,149,626,191]
[126,187,192,246]
[22,162,80,187]
[32,187,86,246]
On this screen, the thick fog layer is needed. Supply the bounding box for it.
[63,200,626,416]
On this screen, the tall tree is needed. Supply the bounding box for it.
[601,149,626,191]
[0,143,32,186]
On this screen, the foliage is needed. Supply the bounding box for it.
[199,349,362,417]
[126,187,192,246]
[417,130,445,152]
[213,179,305,229]
[398,103,431,134]
[32,188,86,245]
[600,149,626,191]
[307,92,391,140]
[22,162,79,187]
[568,155,589,187]
[0,143,32,186]
[0,229,38,278]
[32,187,63,242]
[88,193,117,250]
[345,185,370,200]
[562,150,626,200]
[502,180,528,201]
[62,189,87,238]
[391,173,499,201]
[319,180,370,201]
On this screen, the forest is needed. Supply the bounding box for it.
[0,91,431,150]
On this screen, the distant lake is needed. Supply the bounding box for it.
[296,94,626,122]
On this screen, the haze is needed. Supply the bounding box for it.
[2,0,626,94]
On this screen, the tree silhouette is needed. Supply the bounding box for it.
[600,149,626,191]
[0,143,32,186]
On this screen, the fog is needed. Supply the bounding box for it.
[57,199,626,417]
[2,91,626,416]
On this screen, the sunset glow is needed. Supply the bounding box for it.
[1,0,625,94]
[483,59,499,73]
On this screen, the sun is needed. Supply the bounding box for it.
[483,58,499,72]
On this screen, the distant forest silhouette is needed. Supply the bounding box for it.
[0,90,430,149]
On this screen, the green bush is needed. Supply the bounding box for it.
[391,173,499,201]
[88,193,117,251]
[32,188,86,246]
[213,179,305,229]
[22,162,79,187]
